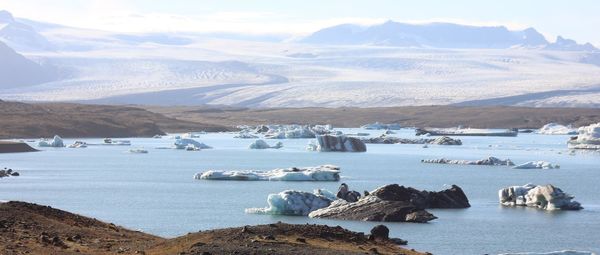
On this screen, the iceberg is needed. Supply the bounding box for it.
[568,122,600,149]
[262,124,334,139]
[499,251,596,255]
[101,138,131,146]
[67,141,87,148]
[245,189,334,215]
[362,135,462,145]
[415,127,518,137]
[248,139,283,149]
[513,161,559,169]
[182,132,205,138]
[129,148,148,154]
[361,122,401,130]
[538,123,577,135]
[195,165,340,181]
[314,135,367,152]
[174,138,212,150]
[38,135,64,147]
[234,131,259,139]
[421,157,514,166]
[499,184,582,210]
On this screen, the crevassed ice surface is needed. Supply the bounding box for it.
[0,129,599,254]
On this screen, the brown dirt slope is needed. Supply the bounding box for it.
[0,201,427,255]
[0,101,230,139]
[0,141,38,153]
[146,105,600,129]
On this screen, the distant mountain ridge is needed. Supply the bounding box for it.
[302,20,598,51]
[0,10,54,51]
[0,41,57,89]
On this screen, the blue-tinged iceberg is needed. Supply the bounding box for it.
[38,135,64,147]
[195,165,340,181]
[174,138,212,150]
[513,161,559,169]
[248,139,283,149]
[245,189,336,215]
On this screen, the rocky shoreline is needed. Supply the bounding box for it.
[0,201,427,255]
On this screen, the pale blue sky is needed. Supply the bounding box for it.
[3,0,600,44]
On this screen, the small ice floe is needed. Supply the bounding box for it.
[362,135,462,145]
[384,129,396,135]
[499,251,596,255]
[537,123,577,135]
[512,161,559,169]
[568,122,600,150]
[129,148,148,154]
[415,127,518,137]
[421,157,514,166]
[346,132,370,136]
[248,139,283,149]
[67,141,87,148]
[38,135,64,147]
[234,131,259,139]
[195,165,340,181]
[245,189,334,215]
[182,132,205,138]
[152,134,162,139]
[313,135,366,152]
[174,138,212,150]
[498,250,597,255]
[361,122,401,130]
[499,184,582,210]
[102,138,131,146]
[261,124,334,139]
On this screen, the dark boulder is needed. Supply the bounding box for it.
[370,225,389,240]
[371,184,470,209]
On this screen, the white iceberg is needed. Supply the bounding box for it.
[129,148,148,154]
[67,141,87,148]
[102,138,131,146]
[248,139,283,149]
[422,157,514,166]
[538,123,577,135]
[245,189,334,215]
[261,124,334,139]
[234,132,259,139]
[314,135,367,152]
[513,161,559,169]
[38,135,64,147]
[174,138,212,150]
[182,132,205,138]
[195,165,340,181]
[499,251,596,255]
[499,184,582,210]
[361,122,401,130]
[568,122,600,150]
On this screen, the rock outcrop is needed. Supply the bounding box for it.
[0,167,20,178]
[422,157,514,166]
[309,184,470,223]
[499,184,582,210]
[315,135,367,152]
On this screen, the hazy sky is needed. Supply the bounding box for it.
[3,0,600,45]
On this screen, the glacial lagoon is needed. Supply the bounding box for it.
[1,129,599,254]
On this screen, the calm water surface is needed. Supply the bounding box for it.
[1,129,599,254]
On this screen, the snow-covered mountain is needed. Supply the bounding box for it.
[301,21,598,51]
[0,10,54,51]
[0,41,57,89]
[1,10,600,108]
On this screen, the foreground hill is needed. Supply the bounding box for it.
[0,100,228,139]
[0,201,425,255]
[147,105,600,129]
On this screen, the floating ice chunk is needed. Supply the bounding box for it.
[499,250,596,255]
[513,161,559,169]
[38,135,64,147]
[499,184,582,210]
[362,135,461,145]
[361,122,401,130]
[422,157,514,166]
[416,127,517,137]
[245,189,333,215]
[67,141,87,148]
[568,122,600,150]
[234,132,259,139]
[314,135,366,152]
[182,132,205,138]
[174,138,212,150]
[195,165,340,181]
[102,138,131,146]
[262,124,334,139]
[248,139,283,149]
[129,148,148,154]
[538,123,577,135]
